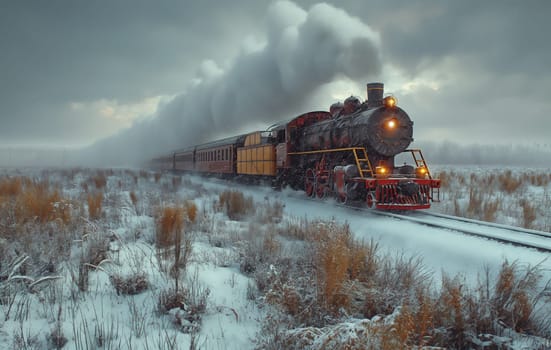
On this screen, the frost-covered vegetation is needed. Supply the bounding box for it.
[432,167,551,232]
[0,168,550,349]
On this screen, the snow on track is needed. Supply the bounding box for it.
[198,176,551,287]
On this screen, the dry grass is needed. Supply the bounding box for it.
[0,177,73,226]
[218,190,254,220]
[92,172,107,189]
[315,223,355,313]
[87,192,103,220]
[129,191,138,208]
[520,199,537,229]
[110,273,149,295]
[154,172,162,183]
[157,206,185,248]
[0,176,23,197]
[435,169,551,231]
[498,170,523,194]
[256,217,550,349]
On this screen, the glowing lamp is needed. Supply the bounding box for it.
[416,166,428,178]
[385,118,398,130]
[375,166,389,177]
[384,96,397,108]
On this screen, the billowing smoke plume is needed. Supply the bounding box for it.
[83,1,382,166]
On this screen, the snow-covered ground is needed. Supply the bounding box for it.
[0,167,550,349]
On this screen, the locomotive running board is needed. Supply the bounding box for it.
[288,147,374,178]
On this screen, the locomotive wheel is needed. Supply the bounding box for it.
[304,169,316,197]
[316,176,329,198]
[366,191,376,208]
[316,183,328,198]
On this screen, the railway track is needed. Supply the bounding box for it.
[194,176,551,252]
[367,209,551,253]
[280,187,551,252]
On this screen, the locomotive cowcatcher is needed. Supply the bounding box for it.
[151,82,440,210]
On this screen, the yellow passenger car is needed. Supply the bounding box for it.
[237,132,276,176]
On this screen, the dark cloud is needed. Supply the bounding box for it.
[1,0,550,162]
[0,0,269,145]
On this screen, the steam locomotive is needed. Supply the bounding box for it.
[151,82,440,210]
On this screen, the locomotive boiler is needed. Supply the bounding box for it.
[151,82,440,210]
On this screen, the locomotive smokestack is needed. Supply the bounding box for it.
[367,82,384,107]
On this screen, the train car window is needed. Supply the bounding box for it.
[277,130,285,143]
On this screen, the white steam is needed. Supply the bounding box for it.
[82,1,382,166]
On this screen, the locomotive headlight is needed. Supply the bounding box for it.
[384,96,397,108]
[416,166,428,178]
[375,166,390,178]
[385,118,398,130]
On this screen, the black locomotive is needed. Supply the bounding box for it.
[152,82,440,210]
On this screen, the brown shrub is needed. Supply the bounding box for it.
[154,172,162,183]
[0,177,23,197]
[14,180,72,225]
[110,273,149,295]
[482,199,499,222]
[498,170,522,193]
[493,261,535,333]
[393,303,415,347]
[129,191,138,208]
[87,192,103,220]
[185,201,197,224]
[437,275,465,347]
[436,171,449,188]
[520,200,536,229]
[218,190,254,220]
[157,206,185,248]
[158,288,188,312]
[92,172,107,189]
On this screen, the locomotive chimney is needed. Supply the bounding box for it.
[367,82,384,107]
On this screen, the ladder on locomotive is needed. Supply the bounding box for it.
[352,148,374,178]
[408,149,432,179]
[407,149,440,202]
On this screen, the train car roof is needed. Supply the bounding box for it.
[267,111,331,131]
[173,134,247,154]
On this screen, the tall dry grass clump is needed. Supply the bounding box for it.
[520,199,537,229]
[87,192,103,220]
[129,191,138,213]
[92,172,107,189]
[156,201,197,292]
[264,221,379,322]
[316,225,351,313]
[156,201,197,248]
[154,172,162,183]
[498,170,522,194]
[157,206,185,248]
[0,176,23,197]
[218,190,254,220]
[4,178,73,225]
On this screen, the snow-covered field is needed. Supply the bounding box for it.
[0,167,550,349]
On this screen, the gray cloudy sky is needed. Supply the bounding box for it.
[1,1,550,161]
